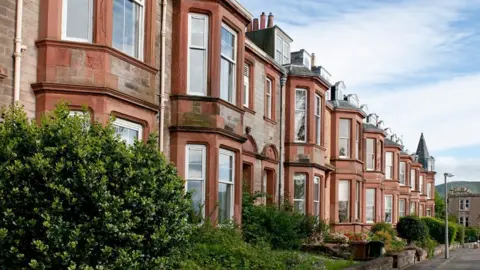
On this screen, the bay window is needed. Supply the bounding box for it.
[244,64,250,107]
[294,174,306,214]
[399,199,406,217]
[355,182,360,221]
[410,202,415,215]
[366,138,375,170]
[218,149,235,223]
[113,118,143,145]
[410,169,416,190]
[315,94,321,145]
[186,145,206,217]
[339,119,351,158]
[419,175,424,194]
[295,89,307,142]
[426,208,431,217]
[314,176,320,216]
[266,78,273,119]
[338,180,350,222]
[385,152,393,179]
[220,24,237,104]
[62,0,94,42]
[427,183,432,199]
[399,162,406,185]
[366,189,375,223]
[355,122,360,160]
[385,195,393,223]
[188,13,209,95]
[419,205,424,217]
[113,0,145,59]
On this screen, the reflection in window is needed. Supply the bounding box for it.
[62,0,93,42]
[113,0,144,59]
[339,119,350,158]
[218,149,234,223]
[366,138,375,170]
[400,162,406,185]
[220,24,237,104]
[188,13,209,95]
[339,180,350,222]
[315,94,321,145]
[186,145,206,218]
[294,174,306,214]
[385,195,393,223]
[366,189,375,223]
[314,176,320,216]
[266,78,273,119]
[295,89,307,142]
[112,118,142,145]
[399,199,406,217]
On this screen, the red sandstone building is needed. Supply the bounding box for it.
[0,0,435,230]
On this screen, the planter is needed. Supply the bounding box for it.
[367,241,385,258]
[350,241,368,260]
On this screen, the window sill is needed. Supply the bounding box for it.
[263,116,277,125]
[244,106,256,115]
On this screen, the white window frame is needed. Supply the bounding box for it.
[314,176,320,216]
[295,89,307,142]
[410,169,416,191]
[355,181,360,221]
[112,118,143,145]
[338,180,350,223]
[185,145,206,218]
[62,0,94,42]
[385,195,393,223]
[419,175,424,194]
[339,119,351,158]
[410,202,415,215]
[294,173,307,214]
[355,122,360,160]
[427,183,432,199]
[385,152,393,179]
[366,188,375,223]
[399,162,406,185]
[399,199,406,218]
[188,13,209,96]
[266,78,273,119]
[112,0,145,60]
[275,35,290,64]
[220,23,237,105]
[366,138,375,171]
[315,94,321,145]
[426,208,431,217]
[243,64,250,107]
[218,149,235,222]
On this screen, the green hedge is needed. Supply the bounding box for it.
[465,227,479,243]
[456,225,465,245]
[396,216,429,244]
[421,217,457,245]
[0,104,192,268]
[371,222,396,236]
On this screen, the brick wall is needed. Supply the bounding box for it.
[0,0,17,110]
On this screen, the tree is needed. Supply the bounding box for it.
[397,216,429,245]
[0,104,192,268]
[435,191,446,220]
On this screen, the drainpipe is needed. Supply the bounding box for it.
[13,0,25,103]
[278,73,287,209]
[158,0,167,151]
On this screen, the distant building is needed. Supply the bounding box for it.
[448,187,480,227]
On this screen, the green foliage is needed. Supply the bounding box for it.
[241,190,325,250]
[415,237,438,258]
[396,216,429,244]
[456,225,465,245]
[435,191,446,220]
[371,222,396,236]
[465,227,480,243]
[0,104,192,269]
[420,217,457,245]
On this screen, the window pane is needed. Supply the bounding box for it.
[113,0,143,58]
[295,89,306,110]
[112,0,124,50]
[339,138,349,157]
[220,58,235,103]
[191,17,206,47]
[295,112,306,141]
[114,124,139,145]
[366,189,375,222]
[189,49,206,94]
[218,183,232,223]
[221,27,235,60]
[314,177,320,201]
[65,0,91,40]
[187,180,203,214]
[188,149,203,178]
[339,119,350,137]
[294,174,306,200]
[338,180,350,223]
[294,201,305,213]
[219,153,233,182]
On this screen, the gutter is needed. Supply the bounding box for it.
[158,0,167,152]
[13,0,26,103]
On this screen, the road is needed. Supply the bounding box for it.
[442,248,480,269]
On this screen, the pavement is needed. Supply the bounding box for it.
[408,247,480,269]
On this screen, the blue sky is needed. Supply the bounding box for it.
[239,0,480,184]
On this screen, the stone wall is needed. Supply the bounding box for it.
[344,257,393,270]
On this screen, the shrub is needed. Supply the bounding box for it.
[456,225,465,245]
[371,230,393,250]
[0,104,192,268]
[396,216,429,244]
[371,222,396,236]
[420,217,457,245]
[241,190,322,250]
[465,227,479,242]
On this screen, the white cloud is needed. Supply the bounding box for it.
[435,156,480,185]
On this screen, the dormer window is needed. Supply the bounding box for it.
[360,104,369,114]
[347,94,359,107]
[367,114,377,125]
[334,81,346,101]
[326,89,331,101]
[390,134,398,142]
[303,51,311,68]
[275,35,290,64]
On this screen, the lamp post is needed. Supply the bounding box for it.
[444,172,454,259]
[278,74,287,209]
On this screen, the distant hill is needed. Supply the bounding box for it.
[436,181,480,197]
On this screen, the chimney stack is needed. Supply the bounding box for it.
[311,53,316,69]
[260,12,266,30]
[267,12,274,28]
[253,18,259,31]
[247,22,252,32]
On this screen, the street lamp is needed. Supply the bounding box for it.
[277,74,287,209]
[444,172,454,259]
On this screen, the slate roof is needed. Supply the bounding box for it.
[362,122,385,134]
[416,133,430,169]
[285,65,331,87]
[385,138,403,149]
[327,100,367,116]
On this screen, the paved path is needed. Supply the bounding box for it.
[408,248,480,269]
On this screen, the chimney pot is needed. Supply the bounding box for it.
[260,12,266,30]
[247,22,252,32]
[253,18,259,31]
[311,53,316,69]
[267,12,274,28]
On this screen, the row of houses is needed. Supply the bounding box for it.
[0,0,436,231]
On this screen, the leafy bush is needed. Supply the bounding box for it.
[465,227,479,242]
[371,222,396,236]
[396,216,429,244]
[420,217,457,245]
[241,191,323,250]
[371,230,393,249]
[456,225,465,245]
[0,104,192,268]
[344,232,369,242]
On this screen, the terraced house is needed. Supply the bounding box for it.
[0,0,435,230]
